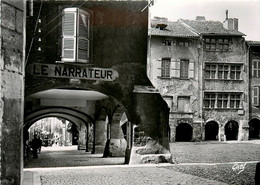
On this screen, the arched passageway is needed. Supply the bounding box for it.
[249,119,260,139]
[205,121,219,140]
[176,123,192,142]
[225,121,239,140]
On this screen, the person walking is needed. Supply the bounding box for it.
[31,134,41,158]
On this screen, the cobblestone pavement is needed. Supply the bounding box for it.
[28,165,227,185]
[25,146,125,168]
[25,146,228,185]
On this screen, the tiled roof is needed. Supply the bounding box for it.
[246,40,260,46]
[149,19,199,38]
[179,19,246,36]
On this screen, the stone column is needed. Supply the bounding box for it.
[78,123,87,150]
[103,112,126,157]
[218,124,225,141]
[0,1,25,184]
[238,120,249,141]
[129,90,172,164]
[94,120,107,153]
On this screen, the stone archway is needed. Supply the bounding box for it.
[176,123,192,142]
[249,118,260,139]
[225,121,239,140]
[205,121,219,141]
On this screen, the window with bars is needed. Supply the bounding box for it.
[62,8,90,63]
[204,37,230,51]
[180,60,189,79]
[205,63,242,80]
[161,58,171,77]
[204,92,242,109]
[253,59,260,78]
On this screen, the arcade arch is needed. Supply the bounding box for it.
[225,121,239,140]
[176,123,193,142]
[249,118,260,139]
[205,121,219,141]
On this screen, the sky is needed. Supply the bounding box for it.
[150,0,260,41]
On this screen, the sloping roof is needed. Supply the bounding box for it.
[149,19,199,38]
[179,19,246,36]
[246,41,260,46]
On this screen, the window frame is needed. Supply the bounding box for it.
[204,63,242,80]
[161,58,171,78]
[204,37,230,52]
[204,92,243,109]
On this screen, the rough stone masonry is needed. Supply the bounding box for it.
[0,1,25,184]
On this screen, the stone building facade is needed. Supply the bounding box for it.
[24,0,172,165]
[247,41,260,140]
[148,15,251,142]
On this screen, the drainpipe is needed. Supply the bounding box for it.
[198,36,204,140]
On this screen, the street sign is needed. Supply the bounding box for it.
[27,63,119,81]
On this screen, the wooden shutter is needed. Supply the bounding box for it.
[171,59,180,78]
[189,60,195,78]
[253,87,259,106]
[62,8,77,62]
[77,9,90,63]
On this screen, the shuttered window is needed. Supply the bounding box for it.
[253,87,259,106]
[62,8,90,63]
[171,59,194,79]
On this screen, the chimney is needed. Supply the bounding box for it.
[223,10,239,31]
[196,16,205,21]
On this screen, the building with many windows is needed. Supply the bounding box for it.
[148,14,252,142]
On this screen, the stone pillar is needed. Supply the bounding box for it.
[169,126,176,143]
[218,125,225,141]
[78,123,87,150]
[94,120,107,153]
[0,1,25,184]
[103,112,126,157]
[129,90,172,164]
[192,122,202,141]
[238,120,249,141]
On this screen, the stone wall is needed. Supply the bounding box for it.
[0,1,25,184]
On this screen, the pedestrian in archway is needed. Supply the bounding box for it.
[31,134,41,158]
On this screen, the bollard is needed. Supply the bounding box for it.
[256,162,260,185]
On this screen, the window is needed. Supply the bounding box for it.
[161,58,171,77]
[205,64,216,79]
[204,93,216,108]
[217,94,228,108]
[253,59,260,78]
[205,63,242,80]
[177,96,190,112]
[62,8,90,63]
[230,94,241,108]
[204,92,242,109]
[162,40,171,46]
[180,60,189,78]
[204,37,230,51]
[230,65,241,80]
[171,59,194,79]
[253,87,259,106]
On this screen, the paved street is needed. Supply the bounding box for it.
[24,143,260,185]
[24,145,228,185]
[25,165,227,185]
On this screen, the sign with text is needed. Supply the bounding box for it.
[28,63,119,81]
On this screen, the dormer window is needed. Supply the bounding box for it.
[156,23,167,30]
[61,8,90,63]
